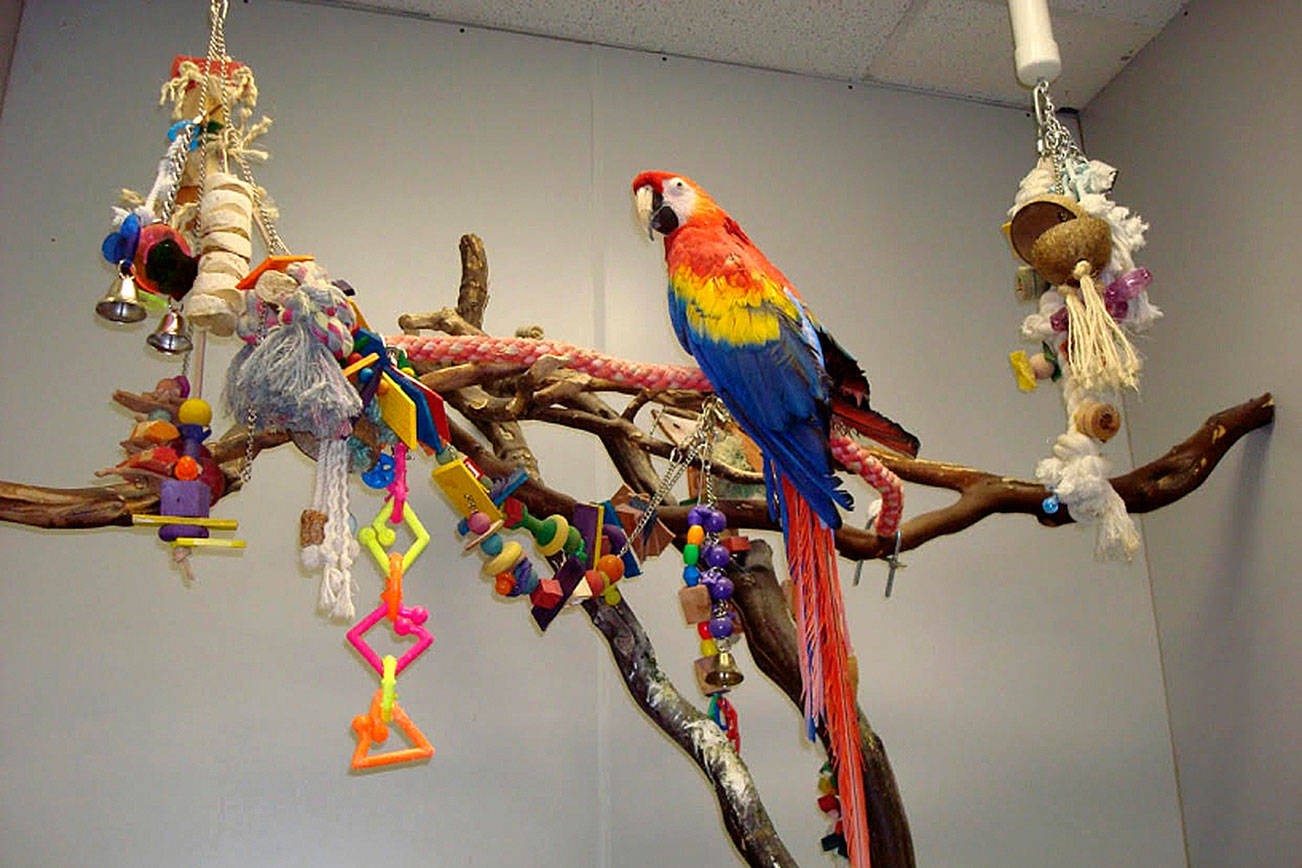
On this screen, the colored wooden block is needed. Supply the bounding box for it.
[817,793,840,815]
[679,585,713,624]
[530,557,586,631]
[158,478,210,541]
[721,535,752,553]
[693,656,730,697]
[431,458,500,520]
[529,577,564,610]
[571,503,604,569]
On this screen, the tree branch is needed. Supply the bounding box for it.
[0,233,1275,868]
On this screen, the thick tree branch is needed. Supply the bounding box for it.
[0,234,1275,868]
[583,596,796,866]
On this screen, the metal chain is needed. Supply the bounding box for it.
[619,397,729,557]
[1033,79,1085,194]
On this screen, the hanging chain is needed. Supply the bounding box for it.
[1033,79,1085,194]
[620,397,730,557]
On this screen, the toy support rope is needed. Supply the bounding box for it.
[392,334,906,534]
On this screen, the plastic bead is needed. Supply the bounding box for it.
[596,553,624,582]
[494,573,515,596]
[466,511,492,536]
[174,455,200,481]
[708,616,734,640]
[479,533,504,557]
[585,569,606,596]
[700,638,718,656]
[697,621,713,640]
[685,525,705,545]
[1042,493,1060,514]
[176,398,212,426]
[701,508,727,534]
[709,577,734,600]
[602,586,621,605]
[682,544,700,566]
[682,565,701,586]
[687,505,707,526]
[702,544,730,568]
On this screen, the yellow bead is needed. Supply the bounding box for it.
[603,587,621,605]
[700,638,718,656]
[177,398,212,426]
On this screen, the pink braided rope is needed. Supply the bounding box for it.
[390,334,713,391]
[393,333,905,533]
[830,432,904,537]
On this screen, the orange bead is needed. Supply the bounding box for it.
[585,569,606,596]
[686,525,705,545]
[494,573,515,596]
[174,455,200,481]
[596,553,624,582]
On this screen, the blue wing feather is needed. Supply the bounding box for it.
[668,283,851,529]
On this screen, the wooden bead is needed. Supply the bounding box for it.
[596,553,624,581]
[1074,399,1122,442]
[481,540,524,576]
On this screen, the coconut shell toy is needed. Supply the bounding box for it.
[1004,73,1161,560]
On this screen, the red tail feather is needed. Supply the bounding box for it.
[783,477,871,868]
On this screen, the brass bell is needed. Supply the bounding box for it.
[95,262,148,324]
[147,305,193,354]
[704,650,744,689]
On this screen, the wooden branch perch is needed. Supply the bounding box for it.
[0,234,1275,868]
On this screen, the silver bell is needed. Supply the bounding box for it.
[95,262,147,324]
[147,305,193,354]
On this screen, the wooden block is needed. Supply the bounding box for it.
[531,557,587,631]
[721,535,751,553]
[693,656,730,696]
[679,585,713,624]
[530,577,563,610]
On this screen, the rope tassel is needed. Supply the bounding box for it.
[1062,261,1140,392]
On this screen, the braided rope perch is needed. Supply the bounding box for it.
[392,333,907,537]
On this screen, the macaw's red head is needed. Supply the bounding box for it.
[631,171,724,239]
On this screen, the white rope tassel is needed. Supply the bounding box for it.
[316,438,358,621]
[1039,377,1140,561]
[1063,260,1140,393]
[187,172,254,336]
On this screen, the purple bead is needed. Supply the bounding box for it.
[1105,295,1129,322]
[708,577,734,600]
[703,543,731,568]
[708,616,734,639]
[701,508,727,534]
[1107,267,1152,301]
[1050,307,1068,332]
[687,506,707,527]
[701,566,726,586]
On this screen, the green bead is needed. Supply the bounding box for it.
[683,543,700,566]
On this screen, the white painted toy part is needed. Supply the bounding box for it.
[1008,0,1061,87]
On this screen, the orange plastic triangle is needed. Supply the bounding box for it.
[350,691,434,769]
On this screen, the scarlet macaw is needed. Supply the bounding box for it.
[633,171,918,868]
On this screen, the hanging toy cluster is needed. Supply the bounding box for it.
[106,378,244,579]
[1003,80,1160,561]
[91,3,286,570]
[428,442,641,631]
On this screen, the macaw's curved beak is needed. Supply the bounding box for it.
[634,186,678,238]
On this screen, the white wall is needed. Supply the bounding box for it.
[1084,2,1301,865]
[0,1,1194,865]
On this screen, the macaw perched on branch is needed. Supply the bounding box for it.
[633,171,919,868]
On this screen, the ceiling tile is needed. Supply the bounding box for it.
[866,0,1161,106]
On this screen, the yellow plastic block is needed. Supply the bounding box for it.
[431,458,500,521]
[377,373,418,448]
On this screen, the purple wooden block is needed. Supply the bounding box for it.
[158,478,210,541]
[530,557,586,631]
